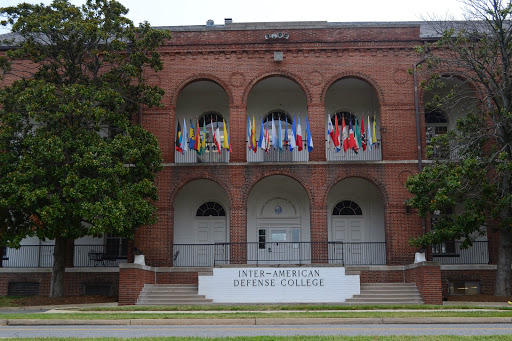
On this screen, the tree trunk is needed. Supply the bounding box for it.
[495,229,512,296]
[49,236,67,297]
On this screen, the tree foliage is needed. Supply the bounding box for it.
[0,0,170,296]
[406,0,512,295]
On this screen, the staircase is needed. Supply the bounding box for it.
[136,284,213,305]
[345,283,424,305]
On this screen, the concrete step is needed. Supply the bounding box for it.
[347,282,424,305]
[136,284,211,306]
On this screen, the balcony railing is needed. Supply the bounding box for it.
[175,141,229,164]
[173,242,386,267]
[247,142,309,162]
[1,245,128,268]
[326,139,382,161]
[432,241,489,265]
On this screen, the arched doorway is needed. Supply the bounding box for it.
[247,175,310,264]
[173,180,229,266]
[328,178,386,265]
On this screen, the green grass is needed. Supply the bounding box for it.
[3,310,512,319]
[80,304,512,312]
[0,296,27,307]
[0,337,511,341]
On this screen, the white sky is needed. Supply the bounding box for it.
[1,0,466,32]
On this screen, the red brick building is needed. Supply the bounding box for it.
[0,20,496,304]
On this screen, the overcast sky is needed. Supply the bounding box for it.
[1,0,466,31]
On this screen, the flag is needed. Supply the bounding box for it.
[335,114,341,152]
[194,119,200,152]
[372,115,378,148]
[212,117,218,153]
[252,116,257,152]
[342,116,348,152]
[306,116,313,152]
[327,114,333,150]
[215,119,222,154]
[355,119,361,154]
[200,118,206,155]
[290,115,297,151]
[248,117,253,151]
[223,119,230,151]
[360,115,367,151]
[349,118,357,152]
[367,115,372,151]
[258,117,265,150]
[182,118,188,153]
[278,116,283,151]
[175,119,183,154]
[265,119,270,152]
[271,116,277,150]
[189,119,195,150]
[296,116,303,151]
[284,117,289,147]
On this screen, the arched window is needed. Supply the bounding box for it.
[332,200,362,215]
[264,111,292,125]
[196,202,226,216]
[198,112,224,128]
[331,111,357,125]
[425,109,449,158]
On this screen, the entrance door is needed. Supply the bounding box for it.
[332,217,364,265]
[257,227,300,264]
[193,218,227,266]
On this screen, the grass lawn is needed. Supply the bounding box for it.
[2,310,512,319]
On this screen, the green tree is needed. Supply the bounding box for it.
[0,0,170,297]
[406,0,512,296]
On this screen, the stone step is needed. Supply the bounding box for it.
[361,283,418,287]
[136,298,213,305]
[346,282,424,305]
[138,293,209,299]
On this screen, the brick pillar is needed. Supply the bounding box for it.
[310,204,328,263]
[308,104,326,162]
[230,198,247,264]
[229,105,246,163]
[167,106,176,164]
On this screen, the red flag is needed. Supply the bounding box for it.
[334,115,340,150]
[342,116,349,152]
[194,118,200,151]
[360,115,367,151]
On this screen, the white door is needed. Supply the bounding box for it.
[188,218,227,266]
[332,217,364,265]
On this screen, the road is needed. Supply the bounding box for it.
[1,323,512,338]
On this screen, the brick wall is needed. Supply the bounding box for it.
[404,262,442,305]
[0,270,119,297]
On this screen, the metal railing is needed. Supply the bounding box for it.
[1,245,128,268]
[175,141,229,164]
[247,142,309,162]
[1,245,54,268]
[172,241,386,267]
[326,140,382,161]
[432,241,489,264]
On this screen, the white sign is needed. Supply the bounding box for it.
[198,267,360,303]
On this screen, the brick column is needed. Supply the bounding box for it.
[310,204,328,263]
[167,106,176,164]
[308,104,326,162]
[229,105,246,163]
[230,197,247,264]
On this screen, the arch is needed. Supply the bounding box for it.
[169,175,231,206]
[171,75,233,108]
[242,71,312,105]
[322,173,389,210]
[264,110,293,124]
[244,171,314,207]
[321,72,385,107]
